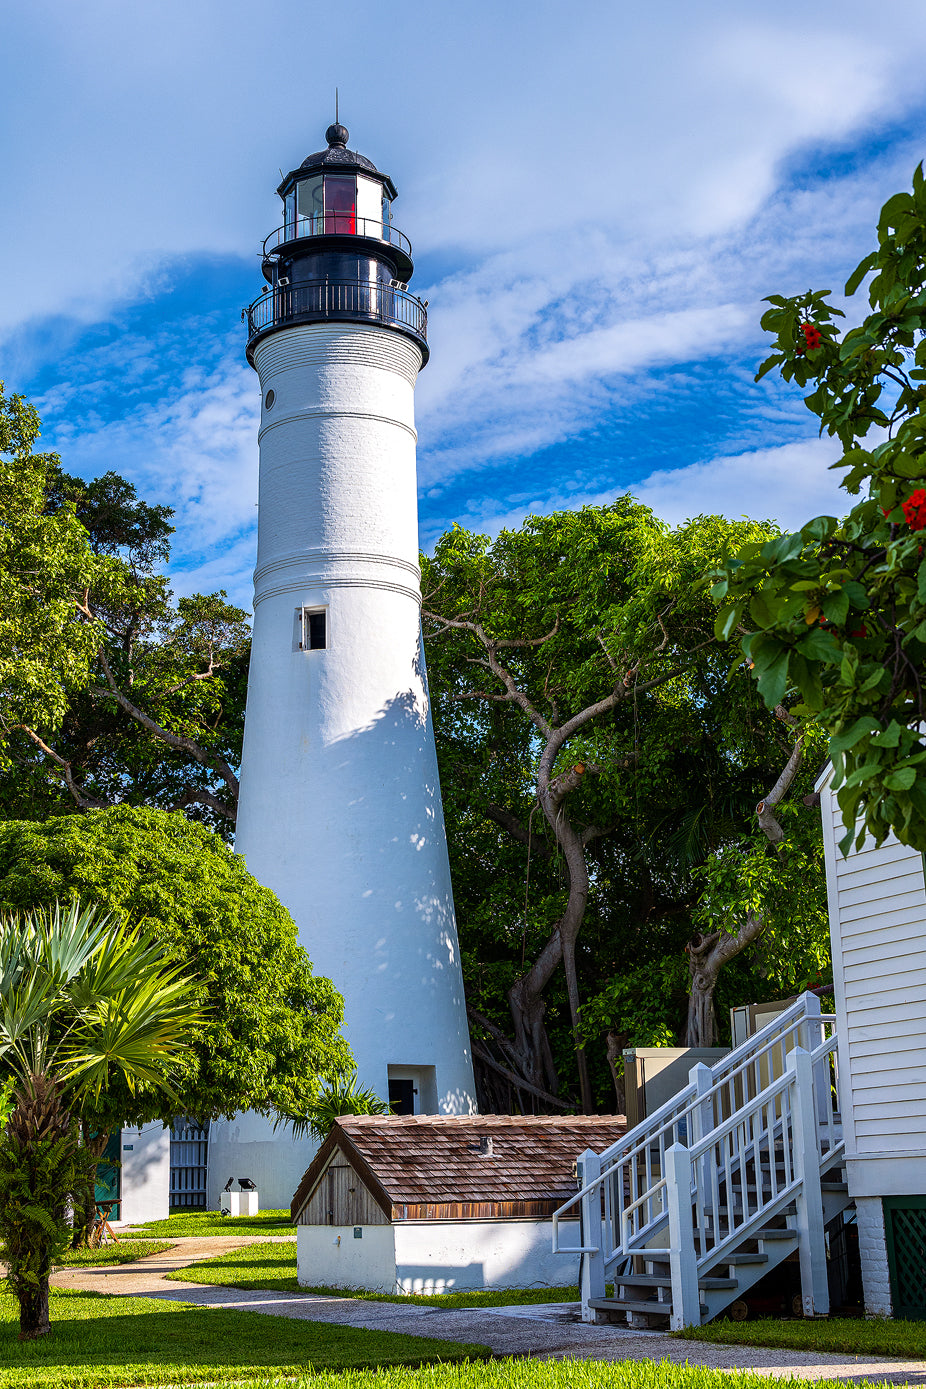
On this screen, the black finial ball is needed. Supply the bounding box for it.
[326,123,349,148]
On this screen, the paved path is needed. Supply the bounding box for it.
[52,1238,926,1386]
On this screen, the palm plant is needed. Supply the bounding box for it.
[281,1071,391,1142]
[0,899,199,1340]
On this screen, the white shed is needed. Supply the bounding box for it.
[819,765,926,1318]
[291,1114,626,1295]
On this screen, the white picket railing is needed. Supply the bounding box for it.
[552,992,840,1324]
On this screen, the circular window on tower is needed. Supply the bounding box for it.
[264,389,276,410]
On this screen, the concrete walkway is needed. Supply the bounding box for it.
[52,1238,926,1386]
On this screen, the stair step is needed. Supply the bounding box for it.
[615,1274,737,1291]
[590,1296,711,1318]
[822,1181,849,1193]
[719,1252,769,1265]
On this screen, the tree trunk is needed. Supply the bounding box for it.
[685,913,766,1047]
[508,973,560,1095]
[686,934,720,1046]
[605,1028,627,1112]
[18,1282,51,1341]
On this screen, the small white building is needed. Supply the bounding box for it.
[99,1121,171,1225]
[291,1114,626,1294]
[819,766,926,1319]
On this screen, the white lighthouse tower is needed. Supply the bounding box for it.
[210,125,476,1207]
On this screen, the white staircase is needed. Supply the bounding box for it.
[553,993,847,1328]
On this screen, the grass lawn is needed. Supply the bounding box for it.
[262,1360,904,1389]
[168,1240,579,1306]
[124,1207,295,1237]
[53,1240,173,1269]
[0,1288,489,1387]
[678,1315,926,1360]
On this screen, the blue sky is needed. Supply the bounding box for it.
[3,0,926,608]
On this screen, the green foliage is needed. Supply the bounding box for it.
[127,1209,295,1236]
[285,1071,391,1141]
[0,401,249,836]
[0,1124,92,1334]
[679,1314,926,1358]
[691,806,831,996]
[277,1359,904,1389]
[580,960,683,1052]
[0,900,199,1337]
[714,165,926,852]
[0,807,352,1127]
[424,502,826,1099]
[0,387,111,742]
[0,1288,488,1385]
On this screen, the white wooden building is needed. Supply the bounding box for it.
[818,765,926,1318]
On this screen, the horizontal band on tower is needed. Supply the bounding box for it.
[253,322,422,388]
[254,548,421,587]
[258,409,418,446]
[253,573,423,608]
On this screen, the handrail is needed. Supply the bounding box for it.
[595,993,821,1169]
[246,279,428,346]
[263,216,413,259]
[553,993,839,1272]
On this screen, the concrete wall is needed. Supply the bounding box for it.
[297,1219,581,1294]
[207,1112,316,1212]
[298,1223,397,1290]
[394,1219,580,1293]
[119,1121,170,1224]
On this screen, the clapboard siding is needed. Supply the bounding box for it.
[824,777,926,1160]
[298,1160,389,1227]
[843,960,926,989]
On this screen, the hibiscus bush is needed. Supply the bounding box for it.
[713,165,926,852]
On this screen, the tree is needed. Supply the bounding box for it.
[684,708,830,1044]
[713,165,926,854]
[0,394,249,835]
[0,808,353,1138]
[0,899,198,1340]
[0,388,109,748]
[422,502,813,1109]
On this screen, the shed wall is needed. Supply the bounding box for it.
[299,1160,389,1226]
[297,1224,397,1291]
[393,1219,580,1292]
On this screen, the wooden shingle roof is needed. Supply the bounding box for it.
[291,1113,627,1223]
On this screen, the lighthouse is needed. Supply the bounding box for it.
[209,125,476,1207]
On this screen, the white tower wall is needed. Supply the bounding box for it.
[222,322,475,1208]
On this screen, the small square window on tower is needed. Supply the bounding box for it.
[300,607,327,650]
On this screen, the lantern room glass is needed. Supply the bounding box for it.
[323,176,356,234]
[285,175,393,242]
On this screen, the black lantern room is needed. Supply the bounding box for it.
[245,125,428,364]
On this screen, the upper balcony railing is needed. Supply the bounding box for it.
[245,279,428,361]
[263,214,413,261]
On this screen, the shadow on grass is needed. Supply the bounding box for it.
[0,1293,489,1387]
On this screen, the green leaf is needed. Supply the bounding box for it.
[829,716,881,755]
[845,252,878,296]
[885,766,917,790]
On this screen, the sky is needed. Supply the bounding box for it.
[3,0,926,609]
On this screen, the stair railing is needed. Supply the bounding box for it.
[665,1034,842,1328]
[553,992,838,1322]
